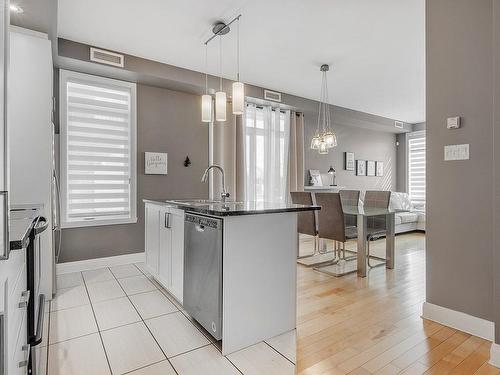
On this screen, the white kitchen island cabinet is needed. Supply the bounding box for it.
[144,199,319,355]
[144,202,184,303]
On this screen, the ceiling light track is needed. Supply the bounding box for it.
[204,14,242,46]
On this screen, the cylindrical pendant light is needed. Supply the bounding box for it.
[201,45,212,122]
[232,18,244,115]
[215,35,226,122]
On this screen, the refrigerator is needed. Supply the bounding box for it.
[0,0,9,261]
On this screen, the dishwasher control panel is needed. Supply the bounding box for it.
[185,214,221,229]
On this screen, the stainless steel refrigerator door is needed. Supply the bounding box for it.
[0,0,10,261]
[183,214,223,340]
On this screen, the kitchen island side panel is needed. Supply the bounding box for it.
[221,212,297,355]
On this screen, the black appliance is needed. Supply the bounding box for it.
[27,216,48,375]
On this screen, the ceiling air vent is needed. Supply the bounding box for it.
[264,89,282,103]
[90,47,125,68]
[394,121,404,129]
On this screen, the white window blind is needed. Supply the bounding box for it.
[408,131,426,206]
[60,70,137,228]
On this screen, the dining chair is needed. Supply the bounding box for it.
[339,190,360,240]
[290,191,319,258]
[313,193,350,264]
[364,190,392,268]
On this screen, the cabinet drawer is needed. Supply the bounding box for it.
[8,260,27,350]
[11,309,28,375]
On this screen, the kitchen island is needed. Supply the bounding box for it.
[143,199,318,355]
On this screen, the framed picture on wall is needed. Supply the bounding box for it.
[376,161,384,177]
[367,160,376,176]
[356,160,366,176]
[145,152,168,175]
[344,152,355,171]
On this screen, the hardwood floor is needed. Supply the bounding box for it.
[296,233,498,375]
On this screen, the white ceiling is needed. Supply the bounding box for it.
[58,0,425,123]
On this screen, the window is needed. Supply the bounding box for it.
[59,70,137,228]
[244,104,289,202]
[407,131,426,207]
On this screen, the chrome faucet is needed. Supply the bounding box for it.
[201,165,230,203]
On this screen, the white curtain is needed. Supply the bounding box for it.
[243,104,290,202]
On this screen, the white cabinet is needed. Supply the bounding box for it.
[145,204,160,276]
[144,203,184,304]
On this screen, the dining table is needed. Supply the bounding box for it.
[342,205,400,277]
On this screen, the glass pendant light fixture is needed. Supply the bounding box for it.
[201,44,212,122]
[232,18,244,115]
[215,35,227,122]
[311,64,338,154]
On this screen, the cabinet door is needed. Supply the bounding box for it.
[158,208,172,289]
[169,208,184,303]
[145,204,160,276]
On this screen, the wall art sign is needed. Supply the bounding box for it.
[356,160,366,176]
[367,160,376,177]
[145,152,168,175]
[376,161,384,177]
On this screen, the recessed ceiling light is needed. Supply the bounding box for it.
[9,4,24,14]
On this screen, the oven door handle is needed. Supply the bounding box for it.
[33,216,49,236]
[29,294,45,346]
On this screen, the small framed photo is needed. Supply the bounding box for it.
[344,152,355,171]
[367,160,376,177]
[356,160,366,176]
[376,161,384,177]
[145,152,168,175]
[308,169,323,186]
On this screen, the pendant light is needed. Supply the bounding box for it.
[215,35,227,122]
[232,17,244,115]
[310,64,337,154]
[201,44,212,122]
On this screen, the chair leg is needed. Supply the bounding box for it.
[367,236,387,268]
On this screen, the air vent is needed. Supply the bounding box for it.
[90,47,124,68]
[394,121,404,129]
[264,89,282,103]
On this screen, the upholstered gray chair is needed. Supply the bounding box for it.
[290,191,319,258]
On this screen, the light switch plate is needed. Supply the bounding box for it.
[447,116,461,129]
[444,144,470,161]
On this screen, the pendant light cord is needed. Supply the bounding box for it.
[219,35,223,91]
[205,44,208,94]
[237,18,240,82]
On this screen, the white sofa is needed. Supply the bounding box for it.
[389,192,426,233]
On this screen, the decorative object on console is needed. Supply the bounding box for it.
[309,169,323,186]
[376,161,384,176]
[356,160,366,176]
[184,156,191,167]
[310,64,337,154]
[145,152,168,175]
[344,152,355,171]
[366,160,376,176]
[328,166,336,186]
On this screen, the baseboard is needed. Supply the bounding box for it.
[422,302,494,341]
[56,252,145,274]
[490,343,500,368]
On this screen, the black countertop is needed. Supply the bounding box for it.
[143,199,320,217]
[9,205,42,250]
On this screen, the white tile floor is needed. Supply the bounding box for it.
[43,262,296,375]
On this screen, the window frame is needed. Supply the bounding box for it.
[407,130,426,207]
[59,69,137,228]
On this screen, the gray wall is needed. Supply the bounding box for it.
[59,85,209,262]
[426,0,494,323]
[304,120,397,191]
[494,0,500,344]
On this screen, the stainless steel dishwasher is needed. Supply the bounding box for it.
[183,213,223,340]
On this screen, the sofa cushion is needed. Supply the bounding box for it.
[390,192,414,211]
[396,212,419,224]
[395,215,402,225]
